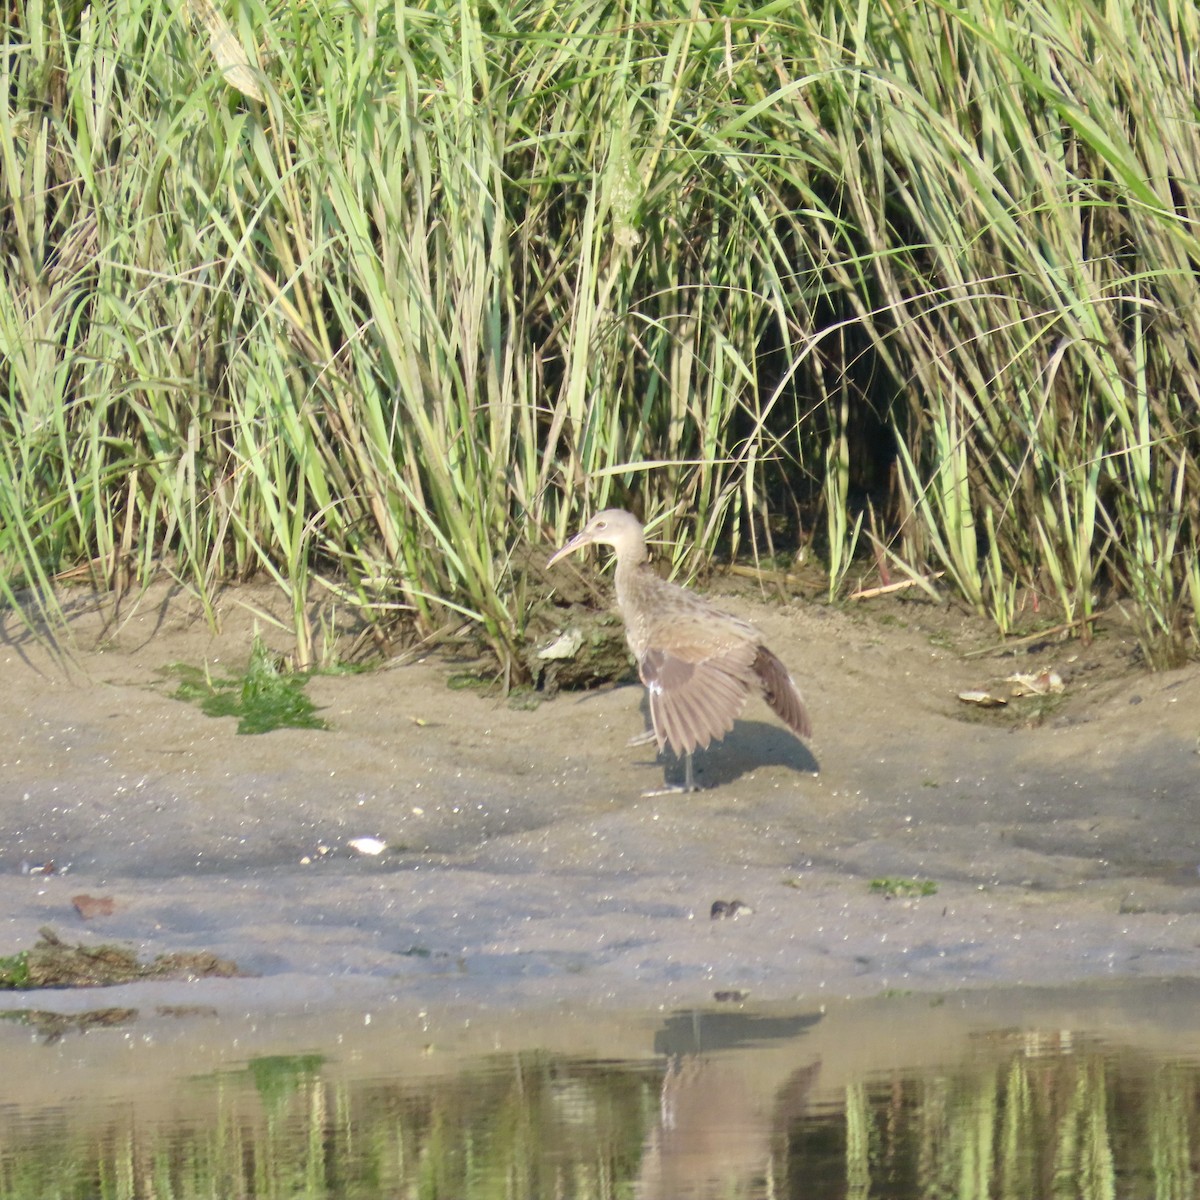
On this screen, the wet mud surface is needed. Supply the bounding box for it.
[1,581,1198,1016]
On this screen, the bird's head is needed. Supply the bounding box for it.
[547,509,646,568]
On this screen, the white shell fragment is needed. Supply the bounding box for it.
[958,690,1007,708]
[537,628,584,661]
[348,837,388,856]
[1006,669,1065,697]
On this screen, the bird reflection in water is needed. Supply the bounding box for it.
[635,1051,822,1199]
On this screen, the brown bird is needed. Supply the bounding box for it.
[547,509,811,792]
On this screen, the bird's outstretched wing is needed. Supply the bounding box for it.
[752,646,812,739]
[638,633,758,757]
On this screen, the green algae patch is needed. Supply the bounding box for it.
[870,878,939,900]
[0,950,31,988]
[168,633,327,734]
[0,929,244,989]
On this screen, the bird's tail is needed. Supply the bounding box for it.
[752,646,812,740]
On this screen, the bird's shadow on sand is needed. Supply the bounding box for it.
[630,695,820,790]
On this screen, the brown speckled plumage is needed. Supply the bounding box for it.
[548,509,811,789]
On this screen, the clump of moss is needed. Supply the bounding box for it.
[0,951,31,988]
[0,929,243,989]
[869,878,939,899]
[523,606,631,694]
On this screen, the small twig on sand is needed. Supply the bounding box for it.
[963,611,1106,658]
[849,572,945,600]
[727,564,807,587]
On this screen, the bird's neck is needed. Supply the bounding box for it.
[612,540,650,609]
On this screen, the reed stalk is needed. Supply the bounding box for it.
[2,0,1198,668]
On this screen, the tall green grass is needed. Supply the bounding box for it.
[2,0,1198,670]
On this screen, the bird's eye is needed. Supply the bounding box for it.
[595,520,607,530]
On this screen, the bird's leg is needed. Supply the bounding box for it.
[641,750,701,797]
[629,727,695,795]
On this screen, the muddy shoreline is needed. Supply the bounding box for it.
[1,582,1198,1016]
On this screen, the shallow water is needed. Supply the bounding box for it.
[3,981,1200,1199]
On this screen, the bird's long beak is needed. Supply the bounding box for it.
[547,531,591,569]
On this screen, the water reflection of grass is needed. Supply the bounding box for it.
[0,1038,1197,1198]
[806,1038,1194,1200]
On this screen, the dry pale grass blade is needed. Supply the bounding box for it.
[183,0,266,102]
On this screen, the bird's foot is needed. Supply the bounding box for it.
[640,752,699,796]
[641,782,702,797]
[626,730,657,748]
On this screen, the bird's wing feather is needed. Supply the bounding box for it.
[638,609,760,657]
[620,566,809,754]
[639,641,757,756]
[752,646,812,739]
